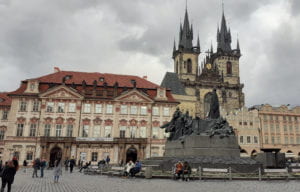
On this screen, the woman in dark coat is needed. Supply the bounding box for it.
[1,160,16,192]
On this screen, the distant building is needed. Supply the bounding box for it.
[161,8,244,118]
[0,69,178,165]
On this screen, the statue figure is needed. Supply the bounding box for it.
[160,107,182,140]
[208,88,220,119]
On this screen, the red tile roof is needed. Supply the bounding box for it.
[0,92,12,107]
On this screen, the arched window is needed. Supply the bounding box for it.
[226,61,232,75]
[187,59,192,73]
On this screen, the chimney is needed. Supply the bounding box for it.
[142,76,147,80]
[54,67,61,73]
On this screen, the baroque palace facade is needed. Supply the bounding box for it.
[0,68,178,165]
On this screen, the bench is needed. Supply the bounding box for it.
[198,167,231,180]
[263,168,289,180]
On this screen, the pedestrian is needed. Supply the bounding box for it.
[129,160,142,177]
[40,159,46,178]
[32,158,40,178]
[69,157,76,173]
[0,160,16,192]
[64,158,69,171]
[105,155,110,165]
[22,160,28,173]
[11,157,19,172]
[53,159,62,183]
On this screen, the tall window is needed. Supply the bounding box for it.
[106,104,113,114]
[264,136,269,144]
[247,136,251,143]
[67,124,73,137]
[284,125,287,132]
[91,152,98,162]
[44,124,51,136]
[140,106,147,115]
[239,136,243,144]
[226,61,232,75]
[16,124,24,136]
[29,124,37,137]
[152,127,159,139]
[120,126,126,138]
[152,107,159,116]
[95,104,102,114]
[187,59,192,73]
[129,126,136,138]
[290,137,294,144]
[140,127,146,138]
[56,124,62,137]
[93,125,101,137]
[253,136,258,144]
[276,136,280,144]
[83,104,91,113]
[57,103,65,113]
[0,130,5,140]
[19,101,27,112]
[82,125,89,137]
[68,103,76,113]
[271,136,275,144]
[163,107,170,116]
[26,152,33,161]
[284,136,288,144]
[104,126,111,138]
[2,111,8,120]
[46,102,54,112]
[121,105,127,114]
[32,100,39,112]
[130,106,137,115]
[276,124,280,132]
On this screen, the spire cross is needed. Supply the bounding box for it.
[186,0,188,10]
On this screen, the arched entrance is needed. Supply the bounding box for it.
[50,146,62,167]
[240,149,248,157]
[251,150,257,158]
[126,147,137,163]
[204,92,212,117]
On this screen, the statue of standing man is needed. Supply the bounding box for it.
[208,88,220,119]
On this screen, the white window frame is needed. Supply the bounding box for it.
[56,124,62,137]
[82,125,89,137]
[83,104,91,113]
[93,125,101,137]
[140,126,146,138]
[57,102,65,113]
[104,126,112,138]
[68,103,76,113]
[152,127,159,139]
[46,102,54,112]
[44,124,51,136]
[152,107,159,116]
[130,106,138,115]
[163,107,170,116]
[120,105,128,114]
[67,124,73,137]
[140,106,147,115]
[95,104,102,114]
[106,104,113,114]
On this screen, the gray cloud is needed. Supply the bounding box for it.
[0,0,299,107]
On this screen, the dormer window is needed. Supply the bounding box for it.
[99,77,105,82]
[30,83,35,91]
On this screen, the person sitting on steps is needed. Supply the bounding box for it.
[129,160,141,177]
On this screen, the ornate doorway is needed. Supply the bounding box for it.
[49,146,62,167]
[126,147,137,163]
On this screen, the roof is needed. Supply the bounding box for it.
[160,72,186,95]
[0,92,12,107]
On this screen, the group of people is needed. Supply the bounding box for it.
[64,157,76,173]
[174,161,191,181]
[31,158,47,178]
[123,160,142,177]
[0,157,19,192]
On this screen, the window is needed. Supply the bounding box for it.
[295,116,298,121]
[13,152,20,160]
[32,100,39,112]
[26,152,33,161]
[247,136,251,143]
[82,125,89,137]
[284,125,287,132]
[93,125,101,137]
[66,124,73,137]
[243,122,247,126]
[130,106,137,115]
[283,116,286,121]
[270,124,274,132]
[270,115,273,120]
[296,125,299,133]
[288,116,292,121]
[2,111,8,120]
[56,124,62,137]
[95,104,102,114]
[239,136,243,144]
[271,136,275,144]
[16,124,24,136]
[91,152,98,162]
[297,137,300,144]
[163,107,170,116]
[104,126,111,138]
[152,127,159,139]
[239,122,242,126]
[44,124,51,136]
[276,124,280,132]
[284,136,288,144]
[46,102,54,112]
[264,136,269,144]
[289,125,293,132]
[276,136,280,144]
[263,115,267,120]
[140,106,147,115]
[0,130,5,140]
[83,104,91,113]
[187,59,192,73]
[57,103,65,113]
[129,126,136,138]
[120,126,126,138]
[250,122,253,126]
[140,127,146,138]
[226,61,232,75]
[121,105,127,114]
[106,104,113,114]
[19,101,27,112]
[68,103,76,113]
[290,137,294,144]
[29,124,37,137]
[254,136,258,144]
[152,107,159,116]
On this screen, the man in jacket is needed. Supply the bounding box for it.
[1,160,16,192]
[32,158,40,178]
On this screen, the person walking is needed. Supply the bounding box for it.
[64,158,69,171]
[32,158,40,178]
[22,160,28,173]
[40,159,46,178]
[53,159,62,183]
[105,155,110,165]
[0,160,16,192]
[69,157,76,173]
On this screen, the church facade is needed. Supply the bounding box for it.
[161,9,245,118]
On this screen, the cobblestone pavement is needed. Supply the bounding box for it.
[8,168,300,192]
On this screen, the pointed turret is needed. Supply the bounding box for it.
[236,38,240,51]
[210,41,214,54]
[217,10,232,53]
[197,35,200,49]
[172,39,177,58]
[178,8,193,50]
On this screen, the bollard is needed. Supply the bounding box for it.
[258,167,262,181]
[145,166,153,179]
[228,167,232,181]
[199,166,202,180]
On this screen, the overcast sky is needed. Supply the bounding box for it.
[0,0,299,107]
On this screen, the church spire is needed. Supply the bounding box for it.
[178,7,193,50]
[217,4,232,53]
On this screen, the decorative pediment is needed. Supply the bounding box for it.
[115,89,153,103]
[39,85,83,100]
